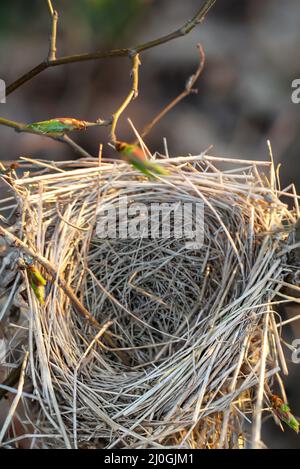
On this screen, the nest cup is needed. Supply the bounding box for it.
[0,152,298,448]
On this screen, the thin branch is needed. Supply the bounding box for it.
[46,0,54,16]
[0,117,26,132]
[0,352,29,444]
[0,225,130,366]
[0,116,109,158]
[7,62,48,95]
[140,43,205,140]
[252,310,270,449]
[110,54,141,142]
[6,0,216,95]
[48,5,59,61]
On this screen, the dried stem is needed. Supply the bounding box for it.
[252,310,270,449]
[0,224,129,365]
[0,352,29,444]
[1,149,295,448]
[140,43,205,140]
[110,54,141,142]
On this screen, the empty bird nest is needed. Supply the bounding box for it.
[0,149,299,449]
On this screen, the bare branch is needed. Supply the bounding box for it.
[140,43,206,140]
[48,9,59,61]
[110,54,141,142]
[6,0,216,95]
[0,352,29,443]
[1,2,216,160]
[46,0,54,16]
[0,116,109,158]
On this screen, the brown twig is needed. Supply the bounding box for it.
[6,1,216,96]
[47,1,59,62]
[140,43,206,140]
[110,54,141,142]
[1,1,216,159]
[0,224,130,366]
[0,352,29,444]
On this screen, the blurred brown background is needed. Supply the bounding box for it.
[0,0,300,448]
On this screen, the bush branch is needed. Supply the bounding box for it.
[0,116,110,158]
[46,0,54,16]
[47,1,59,61]
[140,43,206,140]
[6,0,216,95]
[110,54,141,142]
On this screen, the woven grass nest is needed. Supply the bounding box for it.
[0,150,299,449]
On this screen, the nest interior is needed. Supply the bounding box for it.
[0,153,298,449]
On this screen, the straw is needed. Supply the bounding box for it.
[0,146,298,448]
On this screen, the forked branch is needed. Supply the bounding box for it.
[6,0,216,95]
[110,54,141,142]
[0,1,216,158]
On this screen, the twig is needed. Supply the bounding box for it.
[110,54,141,142]
[1,2,216,160]
[252,310,270,449]
[0,117,109,158]
[270,312,288,376]
[0,352,29,445]
[140,43,205,140]
[0,224,129,366]
[46,1,59,61]
[6,1,217,95]
[0,117,27,132]
[48,9,58,62]
[46,0,54,16]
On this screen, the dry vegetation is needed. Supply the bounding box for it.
[0,147,299,448]
[0,0,299,450]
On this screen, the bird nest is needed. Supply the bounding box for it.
[0,151,298,449]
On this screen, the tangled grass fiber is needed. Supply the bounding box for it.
[0,150,299,449]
